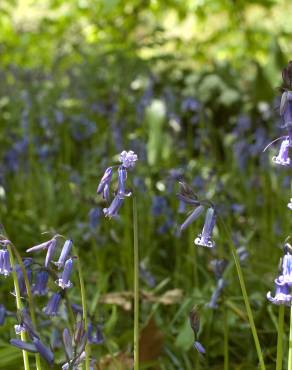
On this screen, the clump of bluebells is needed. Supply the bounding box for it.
[97,150,138,217]
[0,235,104,368]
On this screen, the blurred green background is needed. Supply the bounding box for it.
[0,0,292,369]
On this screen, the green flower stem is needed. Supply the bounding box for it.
[223,301,229,370]
[219,218,266,370]
[9,243,42,370]
[74,247,90,370]
[7,244,31,370]
[133,196,139,370]
[276,305,284,370]
[288,306,292,370]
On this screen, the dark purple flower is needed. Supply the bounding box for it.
[88,323,104,344]
[57,258,73,289]
[267,276,292,305]
[33,337,54,365]
[195,207,216,248]
[281,253,292,285]
[43,292,62,316]
[0,248,11,277]
[16,259,33,296]
[32,270,49,296]
[96,167,113,201]
[54,240,72,269]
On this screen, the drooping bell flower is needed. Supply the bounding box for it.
[56,258,73,289]
[54,239,72,269]
[267,276,292,305]
[0,248,11,277]
[43,292,62,316]
[32,270,49,296]
[195,207,216,248]
[272,138,291,166]
[96,167,113,201]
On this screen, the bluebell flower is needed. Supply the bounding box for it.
[16,259,33,296]
[272,138,291,166]
[57,258,73,289]
[193,341,206,354]
[10,339,38,353]
[43,292,62,316]
[96,167,113,201]
[180,205,204,231]
[103,195,124,218]
[32,270,49,296]
[26,236,58,267]
[117,166,131,197]
[0,248,11,277]
[33,337,54,365]
[0,304,6,325]
[88,323,104,344]
[62,328,73,359]
[267,276,292,305]
[280,91,292,128]
[89,208,102,229]
[119,150,138,169]
[207,278,226,309]
[54,240,72,269]
[195,207,216,248]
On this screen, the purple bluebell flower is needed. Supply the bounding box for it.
[32,270,49,296]
[57,258,73,289]
[54,240,72,269]
[281,252,292,285]
[0,304,6,325]
[193,341,206,354]
[33,337,54,365]
[272,138,291,166]
[267,276,292,305]
[119,150,138,169]
[180,205,204,231]
[43,292,62,316]
[45,237,57,267]
[15,259,33,296]
[280,91,292,128]
[88,323,104,344]
[62,351,86,370]
[10,339,38,353]
[96,167,113,201]
[195,207,216,248]
[89,208,102,229]
[0,248,11,276]
[103,195,124,218]
[207,278,226,309]
[117,166,131,197]
[26,236,56,253]
[63,328,73,359]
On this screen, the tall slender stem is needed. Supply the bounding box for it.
[288,306,292,370]
[9,243,42,370]
[74,247,90,370]
[133,196,139,370]
[7,245,31,370]
[276,305,284,370]
[223,302,229,370]
[219,219,266,370]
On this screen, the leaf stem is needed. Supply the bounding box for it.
[276,305,284,370]
[133,196,139,370]
[219,218,266,370]
[7,244,31,370]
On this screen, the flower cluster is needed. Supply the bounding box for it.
[97,150,138,218]
[267,247,292,306]
[177,182,217,248]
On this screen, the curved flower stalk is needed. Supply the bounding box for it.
[97,150,138,218]
[177,182,217,248]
